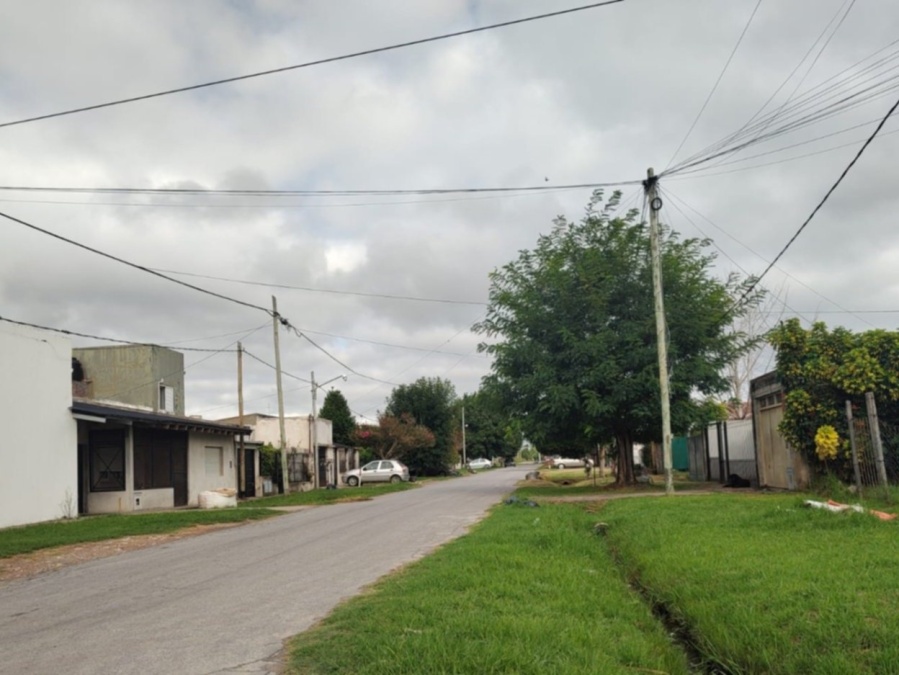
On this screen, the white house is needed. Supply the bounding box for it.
[1,322,78,528]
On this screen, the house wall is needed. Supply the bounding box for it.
[73,345,185,415]
[1,323,78,528]
[186,432,237,507]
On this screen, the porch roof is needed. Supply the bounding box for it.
[71,399,252,436]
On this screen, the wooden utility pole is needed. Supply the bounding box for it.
[272,296,289,494]
[311,371,317,488]
[461,405,467,468]
[645,168,674,495]
[865,391,888,487]
[237,342,245,496]
[846,400,862,496]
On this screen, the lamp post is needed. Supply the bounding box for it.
[311,371,348,487]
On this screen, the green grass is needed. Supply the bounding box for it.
[288,501,690,675]
[238,481,416,508]
[0,508,278,559]
[600,493,899,674]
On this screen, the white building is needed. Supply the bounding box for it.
[1,322,78,528]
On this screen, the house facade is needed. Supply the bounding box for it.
[1,322,78,529]
[217,413,358,490]
[73,400,246,513]
[73,344,185,415]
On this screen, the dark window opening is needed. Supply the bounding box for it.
[90,429,126,492]
[134,428,186,490]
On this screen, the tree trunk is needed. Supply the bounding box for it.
[615,431,636,485]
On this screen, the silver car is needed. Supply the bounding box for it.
[344,459,410,486]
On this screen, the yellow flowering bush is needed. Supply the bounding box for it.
[814,425,840,462]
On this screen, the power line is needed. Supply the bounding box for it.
[0,180,639,198]
[299,327,488,358]
[664,0,763,170]
[734,93,899,309]
[0,314,240,351]
[288,326,397,386]
[242,349,311,383]
[663,187,875,327]
[0,208,274,316]
[0,1,625,130]
[151,268,487,306]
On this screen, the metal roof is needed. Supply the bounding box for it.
[71,399,251,436]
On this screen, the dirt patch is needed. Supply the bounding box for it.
[0,522,244,586]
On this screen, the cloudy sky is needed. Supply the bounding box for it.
[2,0,897,421]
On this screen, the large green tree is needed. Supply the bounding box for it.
[457,391,521,462]
[475,191,757,484]
[319,389,355,445]
[386,377,457,475]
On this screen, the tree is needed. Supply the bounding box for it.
[319,389,355,445]
[386,377,457,475]
[456,391,521,462]
[768,319,899,478]
[475,191,758,484]
[352,413,435,463]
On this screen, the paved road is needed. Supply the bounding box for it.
[0,466,529,674]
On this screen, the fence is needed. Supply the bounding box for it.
[846,393,899,494]
[687,419,758,485]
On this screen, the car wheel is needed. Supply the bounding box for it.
[557,464,566,470]
[347,476,359,487]
[390,475,401,484]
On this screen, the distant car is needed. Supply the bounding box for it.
[550,457,586,469]
[344,459,409,486]
[504,457,516,467]
[467,457,492,470]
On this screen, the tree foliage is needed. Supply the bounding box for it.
[457,391,521,462]
[386,377,457,475]
[351,413,435,463]
[319,389,355,445]
[475,191,757,484]
[769,318,899,476]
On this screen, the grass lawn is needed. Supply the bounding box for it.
[288,501,690,675]
[0,508,278,559]
[600,493,899,674]
[238,481,416,508]
[515,468,708,498]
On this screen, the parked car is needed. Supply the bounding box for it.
[504,457,516,467]
[467,457,492,470]
[550,457,586,469]
[344,459,409,486]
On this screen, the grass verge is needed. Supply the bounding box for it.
[0,508,278,559]
[600,493,899,674]
[288,501,690,675]
[238,481,416,508]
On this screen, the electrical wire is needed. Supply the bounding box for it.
[242,349,311,383]
[0,1,625,130]
[664,0,763,170]
[0,314,240,351]
[733,93,899,310]
[288,326,397,386]
[662,187,869,324]
[150,268,487,306]
[0,209,274,316]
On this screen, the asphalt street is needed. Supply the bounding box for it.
[0,466,529,674]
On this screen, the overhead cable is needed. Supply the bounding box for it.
[0,1,625,130]
[733,93,899,310]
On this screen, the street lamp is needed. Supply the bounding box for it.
[311,371,348,488]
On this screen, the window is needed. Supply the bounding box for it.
[90,429,126,492]
[362,461,379,472]
[205,447,224,477]
[159,384,174,412]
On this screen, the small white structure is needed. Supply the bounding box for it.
[0,323,78,528]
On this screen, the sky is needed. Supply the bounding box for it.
[2,0,897,422]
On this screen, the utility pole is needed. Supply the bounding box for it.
[461,405,467,468]
[272,296,289,494]
[237,341,245,496]
[311,370,317,488]
[645,168,674,495]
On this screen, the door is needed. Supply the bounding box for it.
[172,441,188,507]
[317,447,328,488]
[244,449,256,497]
